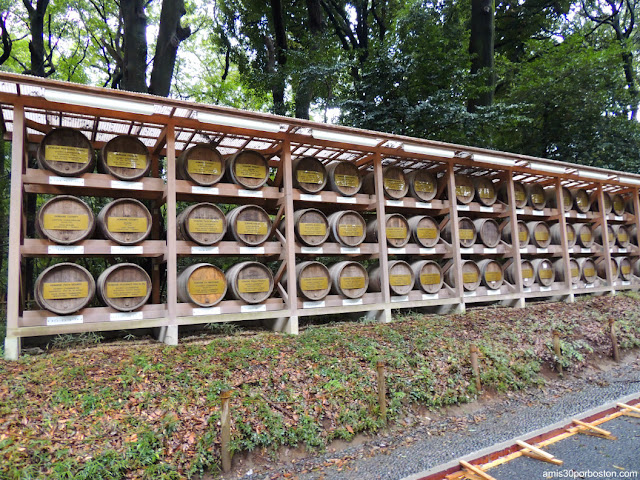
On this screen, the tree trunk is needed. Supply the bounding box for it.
[120,0,148,93]
[149,0,191,97]
[294,0,323,119]
[22,0,49,77]
[269,0,288,116]
[468,0,495,112]
[295,80,313,119]
[611,18,638,119]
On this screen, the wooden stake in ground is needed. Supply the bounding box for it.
[515,440,563,465]
[376,361,387,423]
[221,390,232,472]
[552,330,563,374]
[609,319,620,363]
[470,344,482,392]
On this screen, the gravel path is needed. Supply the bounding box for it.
[236,352,640,480]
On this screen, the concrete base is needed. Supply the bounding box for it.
[564,293,575,303]
[364,308,392,323]
[436,302,465,315]
[161,325,179,346]
[4,336,21,360]
[500,298,526,308]
[264,316,298,334]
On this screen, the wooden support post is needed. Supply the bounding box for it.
[372,150,391,322]
[609,319,620,362]
[164,124,178,345]
[515,440,563,465]
[445,161,464,313]
[279,138,298,334]
[572,418,616,439]
[470,344,482,392]
[505,171,524,307]
[376,361,387,423]
[553,330,563,374]
[555,178,573,302]
[597,185,614,291]
[220,390,232,473]
[459,460,496,480]
[618,402,640,414]
[4,104,25,360]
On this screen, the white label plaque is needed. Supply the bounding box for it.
[386,200,404,207]
[342,298,363,306]
[111,246,143,254]
[416,202,432,209]
[336,196,357,204]
[46,315,83,326]
[238,189,263,198]
[241,304,267,313]
[191,186,219,195]
[300,194,321,202]
[457,205,470,211]
[464,291,476,297]
[111,180,143,190]
[240,247,265,254]
[388,248,406,254]
[422,293,438,300]
[301,246,323,254]
[419,248,436,254]
[533,210,544,216]
[191,246,219,254]
[110,311,143,322]
[47,245,84,254]
[340,247,360,254]
[192,307,221,316]
[391,295,409,303]
[302,300,325,309]
[49,176,84,187]
[480,206,494,213]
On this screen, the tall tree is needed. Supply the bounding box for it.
[22,0,54,77]
[468,0,495,111]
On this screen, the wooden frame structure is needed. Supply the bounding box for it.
[2,72,640,359]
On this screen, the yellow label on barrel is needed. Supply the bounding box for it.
[417,228,437,239]
[463,272,478,283]
[236,163,266,179]
[522,268,533,279]
[237,221,268,235]
[485,271,502,282]
[414,180,434,193]
[43,213,89,231]
[188,218,223,234]
[519,230,528,242]
[614,199,624,212]
[622,265,631,274]
[297,170,324,184]
[188,279,225,295]
[581,232,592,243]
[420,273,441,285]
[237,278,270,293]
[340,276,365,290]
[187,159,222,175]
[299,223,326,236]
[386,227,407,239]
[42,281,88,300]
[539,269,554,280]
[106,281,147,298]
[571,268,579,278]
[563,194,571,207]
[515,190,526,201]
[534,230,549,242]
[584,267,596,277]
[456,185,473,197]
[107,152,147,169]
[45,145,89,164]
[576,195,587,208]
[338,224,363,237]
[459,229,474,240]
[390,274,412,286]
[107,217,148,233]
[567,229,575,241]
[478,187,494,199]
[531,193,544,204]
[608,232,615,242]
[618,232,628,242]
[335,174,359,188]
[384,178,405,191]
[300,277,329,291]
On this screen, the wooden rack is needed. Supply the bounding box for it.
[2,72,640,360]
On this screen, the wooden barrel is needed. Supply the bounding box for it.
[528,221,551,248]
[553,258,580,285]
[292,208,330,247]
[226,261,274,304]
[411,260,444,294]
[477,259,503,290]
[328,261,369,299]
[504,259,535,288]
[293,261,331,301]
[630,225,638,245]
[226,205,272,246]
[550,223,577,247]
[177,263,226,307]
[577,258,597,284]
[36,195,95,244]
[407,215,440,248]
[369,260,414,296]
[362,166,408,199]
[366,214,410,247]
[445,260,481,291]
[226,150,269,189]
[591,191,612,214]
[596,258,619,281]
[613,225,631,248]
[473,177,497,206]
[617,257,632,281]
[327,210,366,246]
[36,127,95,176]
[97,263,151,311]
[635,258,640,278]
[326,161,362,196]
[454,174,475,204]
[99,135,151,181]
[473,218,500,248]
[498,181,527,208]
[532,258,555,286]
[97,198,152,245]
[292,156,327,194]
[34,263,95,315]
[442,217,476,248]
[176,144,225,186]
[612,194,626,216]
[574,223,594,248]
[593,224,615,247]
[501,220,529,247]
[177,203,227,246]
[545,187,572,212]
[407,170,438,202]
[526,183,546,210]
[573,189,591,213]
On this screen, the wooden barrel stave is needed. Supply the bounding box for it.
[34,263,95,315]
[325,161,362,196]
[577,257,597,284]
[36,195,95,244]
[441,216,477,248]
[369,260,414,296]
[407,170,438,202]
[591,191,612,213]
[411,260,443,294]
[226,205,272,246]
[177,203,227,246]
[226,150,269,189]
[593,224,615,246]
[616,257,632,281]
[226,261,274,304]
[473,177,497,206]
[573,189,591,213]
[37,127,95,176]
[553,258,580,284]
[366,213,410,247]
[613,225,631,248]
[445,260,481,291]
[177,263,227,307]
[549,223,577,247]
[453,174,475,204]
[328,261,369,299]
[612,194,626,216]
[327,210,366,246]
[473,218,500,248]
[292,156,328,194]
[97,198,152,245]
[574,223,594,248]
[176,144,225,186]
[532,258,555,286]
[408,215,440,248]
[504,259,535,288]
[528,221,551,248]
[294,261,331,301]
[362,166,408,199]
[545,187,573,212]
[596,258,619,281]
[498,181,527,208]
[526,183,546,210]
[99,135,151,181]
[97,263,151,311]
[477,259,503,290]
[501,220,530,247]
[291,208,330,247]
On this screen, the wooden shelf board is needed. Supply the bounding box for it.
[384,197,449,213]
[459,244,512,255]
[177,240,283,256]
[175,298,286,319]
[456,202,508,216]
[293,190,374,209]
[386,243,451,256]
[22,239,166,257]
[19,303,167,328]
[176,179,283,203]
